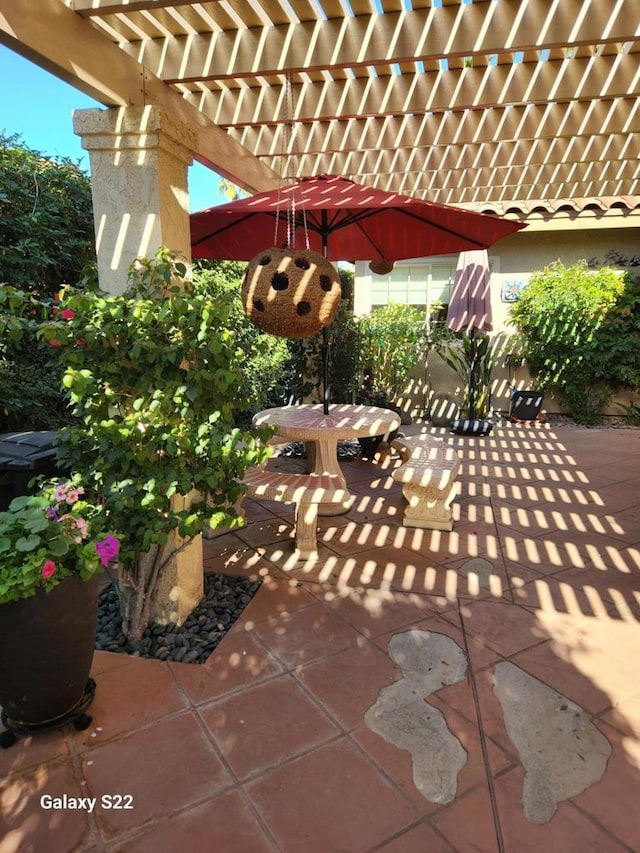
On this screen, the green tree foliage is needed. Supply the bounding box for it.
[0,285,72,430]
[0,133,96,294]
[509,260,640,424]
[357,303,427,404]
[193,260,292,413]
[39,250,271,638]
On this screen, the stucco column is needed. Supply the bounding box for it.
[74,105,203,627]
[73,105,195,294]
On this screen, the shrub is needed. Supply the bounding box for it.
[356,303,427,403]
[284,267,360,405]
[0,134,95,295]
[39,250,271,638]
[434,331,496,419]
[0,285,74,430]
[288,299,361,404]
[509,261,640,424]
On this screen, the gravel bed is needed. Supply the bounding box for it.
[95,573,261,665]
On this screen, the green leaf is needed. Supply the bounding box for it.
[15,534,41,552]
[48,539,70,556]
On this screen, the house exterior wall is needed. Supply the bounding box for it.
[353,217,640,419]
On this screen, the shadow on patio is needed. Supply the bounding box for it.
[2,423,639,852]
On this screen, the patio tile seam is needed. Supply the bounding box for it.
[97,785,277,852]
[67,746,106,853]
[457,607,507,853]
[560,799,637,853]
[341,728,434,821]
[232,729,348,788]
[74,704,203,754]
[365,815,456,852]
[189,680,348,787]
[0,749,75,792]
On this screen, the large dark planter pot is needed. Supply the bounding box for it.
[0,573,98,742]
[357,405,409,457]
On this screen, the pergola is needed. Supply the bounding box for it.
[2,1,638,213]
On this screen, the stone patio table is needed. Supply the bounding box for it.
[252,403,401,515]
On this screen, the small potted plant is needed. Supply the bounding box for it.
[0,477,119,743]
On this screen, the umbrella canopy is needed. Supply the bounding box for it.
[191,174,524,262]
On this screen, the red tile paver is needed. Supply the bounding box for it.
[170,627,284,705]
[375,819,456,851]
[75,656,189,748]
[429,782,499,852]
[82,712,233,840]
[457,598,548,657]
[0,728,69,781]
[570,721,640,851]
[0,758,94,853]
[492,766,632,853]
[113,789,278,853]
[198,674,341,779]
[252,600,363,668]
[246,737,417,852]
[297,640,400,730]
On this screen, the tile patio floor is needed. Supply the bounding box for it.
[2,422,640,852]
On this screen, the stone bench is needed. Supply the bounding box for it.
[390,435,461,531]
[242,467,349,558]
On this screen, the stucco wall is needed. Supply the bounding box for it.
[354,218,640,421]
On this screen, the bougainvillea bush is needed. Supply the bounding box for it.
[39,249,271,638]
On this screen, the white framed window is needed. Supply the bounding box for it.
[360,255,497,319]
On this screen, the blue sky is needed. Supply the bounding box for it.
[0,45,226,211]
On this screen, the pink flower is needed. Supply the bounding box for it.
[69,516,89,542]
[54,484,68,501]
[95,535,120,568]
[66,487,84,504]
[60,309,75,320]
[49,338,61,347]
[42,560,57,579]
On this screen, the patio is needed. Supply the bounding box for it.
[1,421,640,852]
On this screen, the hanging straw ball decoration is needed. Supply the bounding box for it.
[242,247,341,338]
[369,259,394,275]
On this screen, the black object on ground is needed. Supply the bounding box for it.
[1,679,95,749]
[509,390,545,422]
[0,431,65,510]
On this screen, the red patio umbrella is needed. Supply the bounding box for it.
[191,175,524,413]
[191,174,524,262]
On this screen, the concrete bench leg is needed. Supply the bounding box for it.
[401,481,456,531]
[294,502,320,558]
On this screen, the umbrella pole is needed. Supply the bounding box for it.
[322,326,330,415]
[468,328,477,420]
[321,216,330,415]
